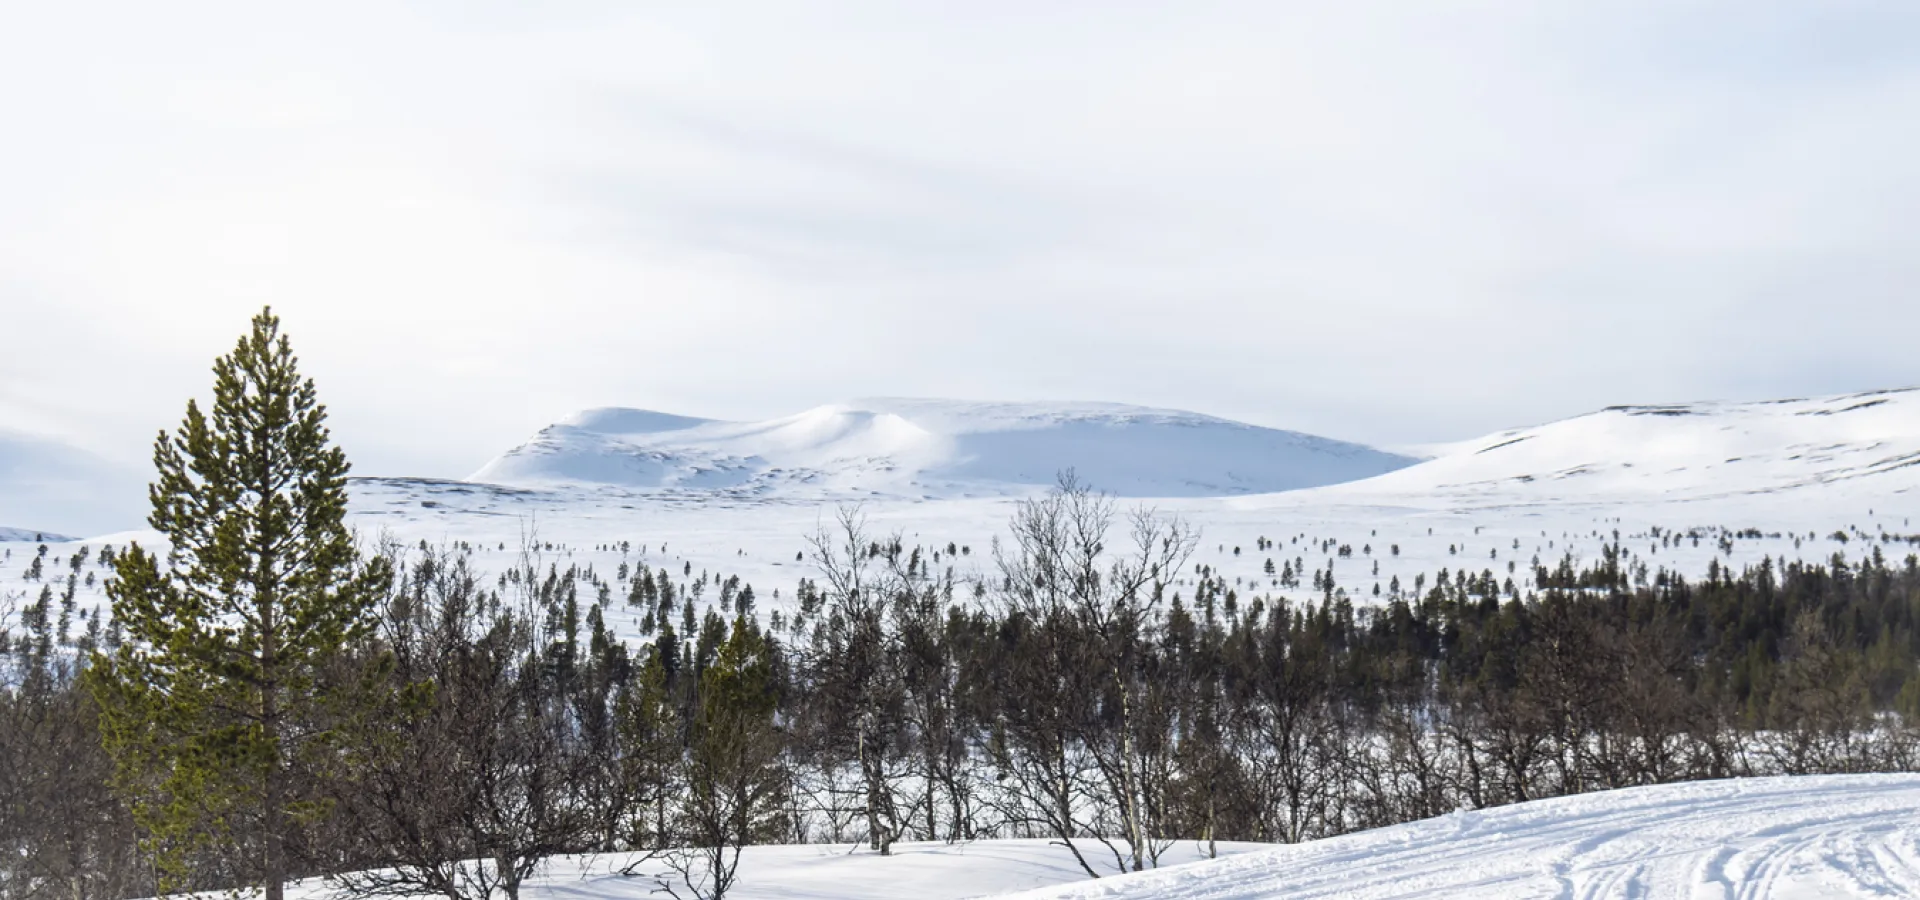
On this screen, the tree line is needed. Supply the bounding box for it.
[5,310,1920,900]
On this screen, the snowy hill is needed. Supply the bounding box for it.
[1314,388,1920,508]
[468,389,1920,510]
[469,398,1417,499]
[1002,774,1920,900]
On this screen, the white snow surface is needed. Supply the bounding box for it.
[469,398,1418,499]
[1340,388,1920,507]
[211,777,1920,900]
[1000,774,1920,900]
[270,839,1269,900]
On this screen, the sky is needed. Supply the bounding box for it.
[4,1,1920,533]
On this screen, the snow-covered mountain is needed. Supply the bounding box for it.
[469,399,1418,499]
[468,389,1920,509]
[1314,388,1920,507]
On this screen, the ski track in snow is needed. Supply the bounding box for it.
[241,777,1920,899]
[993,775,1920,900]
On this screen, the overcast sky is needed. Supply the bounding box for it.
[5,0,1919,488]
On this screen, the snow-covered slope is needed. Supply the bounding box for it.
[1317,388,1920,508]
[999,774,1920,900]
[470,399,1416,499]
[468,389,1920,510]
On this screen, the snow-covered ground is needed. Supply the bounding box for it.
[271,839,1270,900]
[999,774,1920,900]
[217,776,1920,900]
[1356,388,1920,505]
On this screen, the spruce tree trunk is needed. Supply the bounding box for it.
[265,763,285,900]
[263,595,286,900]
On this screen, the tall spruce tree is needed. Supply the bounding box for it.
[88,308,391,897]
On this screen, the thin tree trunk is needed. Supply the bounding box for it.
[924,739,938,842]
[1115,672,1145,873]
[1057,747,1072,843]
[498,853,521,900]
[1205,787,1217,859]
[263,599,285,900]
[860,724,890,854]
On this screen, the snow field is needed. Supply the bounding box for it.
[8,487,1919,653]
[266,839,1271,900]
[150,778,1920,900]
